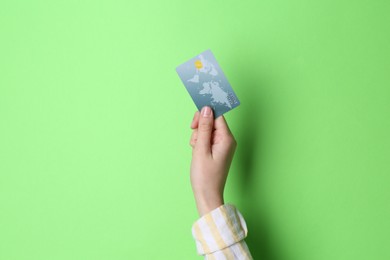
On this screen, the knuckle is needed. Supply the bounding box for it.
[232,136,237,146]
[225,135,237,147]
[190,137,196,146]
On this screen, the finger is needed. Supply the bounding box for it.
[214,115,232,134]
[189,129,198,148]
[195,106,214,154]
[190,111,200,129]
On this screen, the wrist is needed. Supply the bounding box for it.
[194,193,224,216]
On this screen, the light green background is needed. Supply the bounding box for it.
[1,1,389,259]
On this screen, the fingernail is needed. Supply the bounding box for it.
[202,106,211,117]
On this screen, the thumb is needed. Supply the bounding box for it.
[195,106,214,154]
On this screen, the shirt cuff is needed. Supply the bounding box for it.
[191,204,248,255]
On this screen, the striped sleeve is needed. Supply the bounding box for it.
[192,204,253,260]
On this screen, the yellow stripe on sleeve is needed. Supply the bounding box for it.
[203,213,230,259]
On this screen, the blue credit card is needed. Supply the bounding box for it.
[176,49,240,118]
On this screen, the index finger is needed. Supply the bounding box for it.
[190,111,200,129]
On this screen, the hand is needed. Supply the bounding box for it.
[189,106,237,216]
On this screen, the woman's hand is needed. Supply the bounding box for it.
[189,106,237,216]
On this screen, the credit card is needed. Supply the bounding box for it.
[176,49,240,118]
